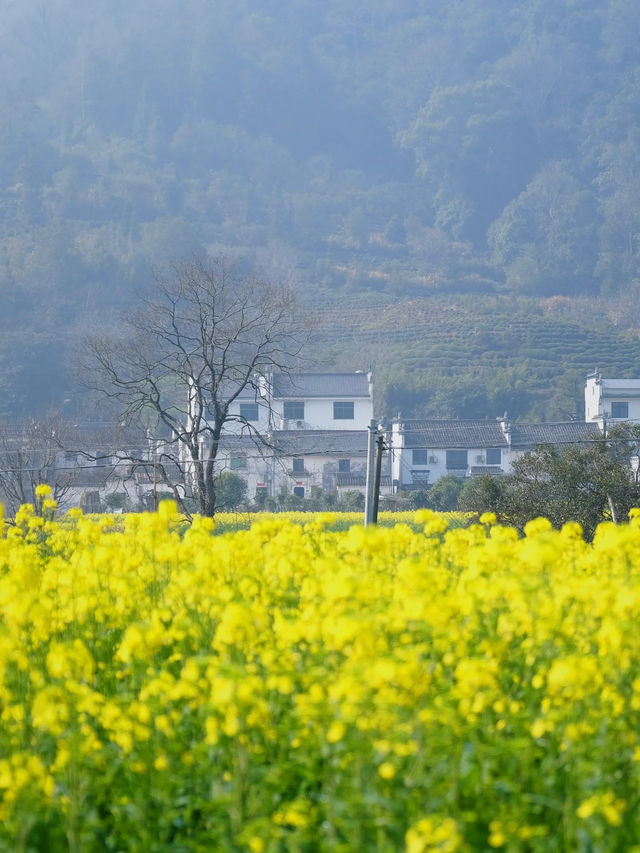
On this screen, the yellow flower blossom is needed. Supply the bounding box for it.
[0,505,639,847]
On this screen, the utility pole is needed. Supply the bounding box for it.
[153,458,158,511]
[371,432,385,524]
[364,419,378,526]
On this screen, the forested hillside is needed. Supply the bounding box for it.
[2,0,640,416]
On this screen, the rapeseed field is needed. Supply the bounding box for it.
[1,493,640,851]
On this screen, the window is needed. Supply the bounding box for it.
[292,457,305,473]
[446,449,468,470]
[611,402,629,419]
[240,402,259,421]
[338,459,351,473]
[333,401,354,420]
[412,448,429,466]
[293,486,305,498]
[486,448,501,465]
[284,401,305,421]
[230,455,247,470]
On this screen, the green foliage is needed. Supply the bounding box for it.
[459,475,508,515]
[214,472,248,512]
[330,293,640,421]
[502,443,640,539]
[409,489,431,509]
[3,1,640,415]
[337,490,365,511]
[427,475,464,512]
[102,492,130,512]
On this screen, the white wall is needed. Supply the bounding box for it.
[215,447,273,500]
[397,447,508,488]
[585,375,600,422]
[585,375,640,425]
[390,423,511,489]
[271,397,373,431]
[222,448,394,501]
[224,397,271,435]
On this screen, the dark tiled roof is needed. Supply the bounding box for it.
[336,473,366,487]
[218,430,371,457]
[273,430,369,455]
[217,381,261,401]
[402,420,508,449]
[66,467,114,487]
[600,379,640,392]
[272,372,370,398]
[337,473,391,487]
[510,422,601,448]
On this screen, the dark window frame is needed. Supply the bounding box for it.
[239,402,259,422]
[333,401,355,420]
[446,449,468,470]
[283,401,305,421]
[412,448,429,466]
[611,401,629,419]
[338,459,351,473]
[486,448,501,465]
[292,457,305,473]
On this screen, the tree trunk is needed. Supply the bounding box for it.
[191,445,209,517]
[203,458,216,517]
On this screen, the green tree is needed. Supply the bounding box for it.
[338,490,365,511]
[503,443,640,539]
[488,162,598,295]
[427,474,464,511]
[214,472,248,512]
[458,475,508,515]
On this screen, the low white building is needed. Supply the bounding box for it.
[267,371,373,431]
[214,429,392,503]
[391,418,601,490]
[194,371,378,503]
[271,429,391,501]
[585,371,640,427]
[224,371,374,433]
[391,420,508,489]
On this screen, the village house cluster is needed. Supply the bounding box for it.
[191,368,640,504]
[4,369,637,512]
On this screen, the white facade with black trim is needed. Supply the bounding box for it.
[391,418,601,490]
[585,371,640,427]
[204,371,377,501]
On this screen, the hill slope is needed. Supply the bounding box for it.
[1,1,640,414]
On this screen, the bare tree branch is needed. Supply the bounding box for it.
[0,411,81,514]
[79,253,307,516]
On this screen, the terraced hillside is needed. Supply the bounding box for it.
[305,294,640,421]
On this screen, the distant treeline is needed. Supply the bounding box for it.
[1,0,640,413]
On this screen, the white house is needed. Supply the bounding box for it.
[391,420,509,489]
[213,428,392,502]
[194,371,377,503]
[224,371,374,433]
[221,382,272,436]
[272,429,390,500]
[391,418,601,490]
[267,372,373,431]
[213,434,273,500]
[585,371,640,427]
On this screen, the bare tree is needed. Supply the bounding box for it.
[81,254,304,516]
[0,411,77,514]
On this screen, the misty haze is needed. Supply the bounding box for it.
[1,1,640,421]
